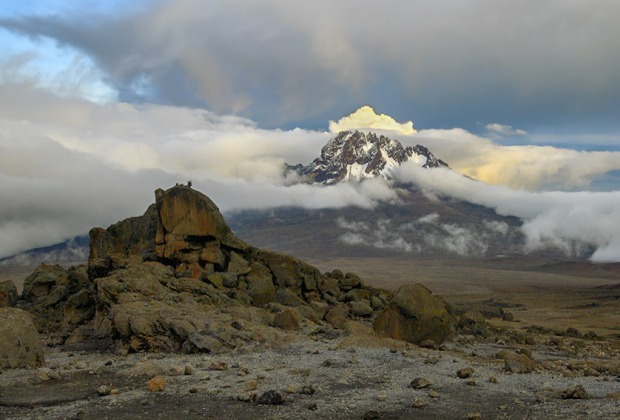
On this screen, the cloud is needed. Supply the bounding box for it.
[0,81,618,262]
[396,163,620,262]
[0,83,404,258]
[402,129,620,190]
[485,123,527,138]
[329,106,416,135]
[2,0,620,132]
[337,213,519,257]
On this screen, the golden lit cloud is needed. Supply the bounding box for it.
[329,106,416,135]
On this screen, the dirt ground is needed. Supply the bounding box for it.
[2,257,620,419]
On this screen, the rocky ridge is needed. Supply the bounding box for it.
[2,185,455,360]
[286,130,448,184]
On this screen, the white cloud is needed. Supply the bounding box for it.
[396,163,620,262]
[485,123,527,137]
[329,106,416,135]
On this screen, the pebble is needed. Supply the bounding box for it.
[256,390,284,405]
[209,361,228,371]
[457,367,475,379]
[97,385,111,396]
[428,390,440,399]
[411,398,428,408]
[244,380,258,392]
[147,376,166,392]
[184,365,195,375]
[410,377,433,389]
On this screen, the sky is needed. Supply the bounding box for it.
[0,0,619,261]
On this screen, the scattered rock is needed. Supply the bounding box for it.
[97,385,112,396]
[498,350,537,374]
[244,380,258,392]
[410,377,432,389]
[561,385,589,400]
[256,390,284,405]
[428,390,440,398]
[362,411,380,420]
[208,361,228,371]
[457,367,474,379]
[412,398,428,408]
[273,308,301,331]
[147,376,166,392]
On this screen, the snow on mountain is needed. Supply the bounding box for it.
[287,130,447,184]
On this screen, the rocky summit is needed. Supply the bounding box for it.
[3,185,455,355]
[286,130,448,184]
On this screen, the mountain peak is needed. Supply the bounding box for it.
[287,131,448,184]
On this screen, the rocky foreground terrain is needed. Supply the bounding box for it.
[1,185,619,419]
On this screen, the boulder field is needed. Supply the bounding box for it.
[2,185,456,360]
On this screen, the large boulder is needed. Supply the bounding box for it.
[0,280,18,307]
[0,308,45,369]
[374,284,455,346]
[18,264,95,336]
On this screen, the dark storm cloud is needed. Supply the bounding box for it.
[2,0,620,132]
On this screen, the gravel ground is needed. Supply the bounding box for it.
[1,333,619,420]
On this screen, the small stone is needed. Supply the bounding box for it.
[184,365,195,375]
[457,367,474,379]
[110,388,119,395]
[209,361,228,371]
[168,365,184,376]
[307,402,318,411]
[301,385,316,395]
[147,376,166,392]
[561,385,589,400]
[411,398,428,408]
[467,412,482,420]
[420,339,437,349]
[362,411,380,420]
[428,390,440,398]
[97,385,111,396]
[256,390,284,405]
[244,380,258,392]
[287,384,299,394]
[377,393,387,401]
[498,405,508,410]
[236,391,257,402]
[189,387,198,394]
[466,379,477,386]
[410,377,432,389]
[488,376,498,383]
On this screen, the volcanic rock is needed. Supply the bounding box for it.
[0,307,45,369]
[18,264,94,336]
[0,280,18,307]
[373,284,455,345]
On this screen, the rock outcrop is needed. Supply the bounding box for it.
[374,284,455,346]
[85,185,399,352]
[13,184,455,355]
[18,264,95,336]
[0,308,45,368]
[0,280,18,307]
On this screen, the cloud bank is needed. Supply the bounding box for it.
[0,82,618,262]
[2,0,620,134]
[396,163,620,262]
